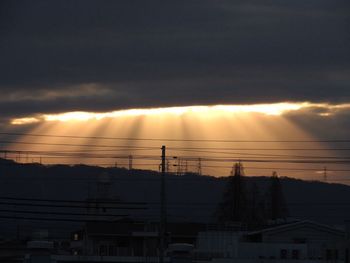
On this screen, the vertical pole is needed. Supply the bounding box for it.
[160,145,166,263]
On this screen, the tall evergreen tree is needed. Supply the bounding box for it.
[267,171,289,220]
[246,182,267,227]
[216,162,247,222]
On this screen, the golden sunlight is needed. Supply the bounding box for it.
[5,101,349,182]
[5,101,339,181]
[11,102,313,125]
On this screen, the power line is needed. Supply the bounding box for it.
[1,132,350,143]
[169,147,350,151]
[0,215,127,223]
[1,199,350,208]
[2,150,350,163]
[1,162,350,176]
[0,201,146,210]
[167,148,350,159]
[2,196,350,207]
[2,140,350,154]
[0,209,128,218]
[4,149,350,165]
[12,162,350,177]
[0,140,158,149]
[0,196,146,205]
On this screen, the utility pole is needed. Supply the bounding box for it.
[324,166,327,182]
[159,145,166,263]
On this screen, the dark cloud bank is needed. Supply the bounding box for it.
[1,0,350,118]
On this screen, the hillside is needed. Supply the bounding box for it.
[0,158,349,237]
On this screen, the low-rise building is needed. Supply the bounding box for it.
[195,220,349,262]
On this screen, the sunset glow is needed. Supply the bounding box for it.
[4,102,350,181]
[3,0,350,246]
[9,102,333,125]
[4,101,336,180]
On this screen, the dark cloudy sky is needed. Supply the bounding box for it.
[1,0,350,118]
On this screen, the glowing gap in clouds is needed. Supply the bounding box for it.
[11,117,41,125]
[11,102,350,125]
[11,103,307,125]
[7,101,339,180]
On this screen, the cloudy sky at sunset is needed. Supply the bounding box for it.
[1,1,350,179]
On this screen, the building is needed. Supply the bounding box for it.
[22,220,350,263]
[70,219,205,257]
[70,219,159,257]
[195,220,349,262]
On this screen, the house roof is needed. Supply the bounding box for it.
[247,220,346,238]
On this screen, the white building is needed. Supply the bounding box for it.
[195,220,349,262]
[23,220,350,263]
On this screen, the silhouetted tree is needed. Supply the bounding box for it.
[245,182,267,228]
[216,162,247,222]
[266,171,289,220]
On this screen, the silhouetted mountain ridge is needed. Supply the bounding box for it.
[0,159,349,230]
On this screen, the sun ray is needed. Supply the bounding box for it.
[5,102,345,180]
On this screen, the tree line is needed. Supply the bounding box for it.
[216,162,289,229]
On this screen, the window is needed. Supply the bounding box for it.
[280,249,288,259]
[73,233,79,241]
